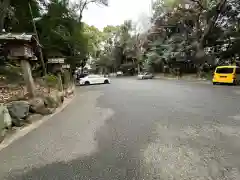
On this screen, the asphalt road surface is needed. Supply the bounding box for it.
[1,78,240,180]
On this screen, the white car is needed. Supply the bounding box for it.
[116,71,123,76]
[138,72,154,79]
[79,75,110,85]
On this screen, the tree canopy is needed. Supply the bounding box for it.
[142,0,240,72]
[0,0,108,70]
[2,0,240,76]
[91,0,240,75]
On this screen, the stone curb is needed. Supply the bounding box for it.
[0,94,75,151]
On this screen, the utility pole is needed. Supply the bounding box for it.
[28,2,47,75]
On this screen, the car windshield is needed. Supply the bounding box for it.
[216,67,234,74]
[88,75,101,78]
[79,74,88,78]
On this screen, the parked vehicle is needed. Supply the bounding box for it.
[76,73,88,80]
[79,74,110,85]
[212,65,240,85]
[116,71,123,77]
[138,72,154,79]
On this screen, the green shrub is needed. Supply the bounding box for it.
[0,64,24,84]
[63,71,71,88]
[42,74,58,88]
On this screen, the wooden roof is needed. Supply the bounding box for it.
[0,33,41,47]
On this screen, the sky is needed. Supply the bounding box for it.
[73,0,152,30]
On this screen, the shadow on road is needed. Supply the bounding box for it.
[6,150,142,180]
[5,124,144,180]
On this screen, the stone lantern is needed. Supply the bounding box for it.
[0,33,40,97]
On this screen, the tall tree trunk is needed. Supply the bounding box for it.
[196,0,227,59]
[78,0,88,23]
[0,0,10,31]
[194,0,227,77]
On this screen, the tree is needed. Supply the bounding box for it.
[9,0,42,32]
[0,0,11,31]
[91,25,120,71]
[142,0,240,75]
[90,21,141,74]
[83,23,103,58]
[1,0,100,69]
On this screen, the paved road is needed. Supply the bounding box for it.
[1,78,240,180]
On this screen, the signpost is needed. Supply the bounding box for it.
[47,58,65,92]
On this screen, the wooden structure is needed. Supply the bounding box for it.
[61,64,72,88]
[62,64,70,69]
[0,33,40,97]
[47,57,65,92]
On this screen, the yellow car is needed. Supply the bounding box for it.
[212,65,240,85]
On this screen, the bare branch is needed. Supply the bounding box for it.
[189,0,205,10]
[78,0,107,22]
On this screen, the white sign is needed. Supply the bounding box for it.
[48,58,65,64]
[62,64,70,69]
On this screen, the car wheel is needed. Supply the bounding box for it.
[235,80,240,85]
[84,81,90,85]
[213,82,217,85]
[232,79,237,85]
[104,80,109,84]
